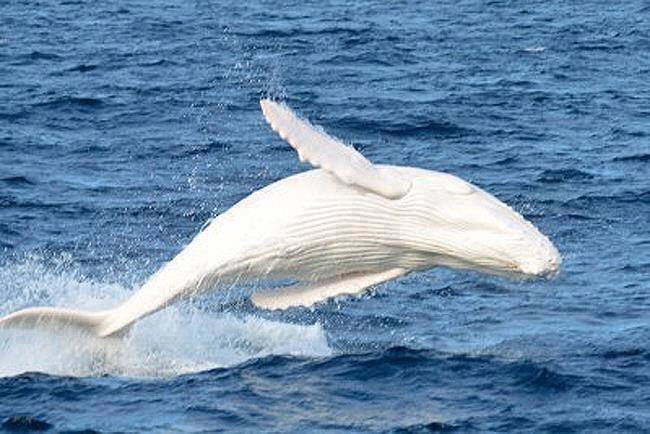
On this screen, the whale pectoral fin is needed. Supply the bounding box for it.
[0,306,126,338]
[251,268,407,310]
[260,99,411,199]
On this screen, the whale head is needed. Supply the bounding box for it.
[401,168,561,279]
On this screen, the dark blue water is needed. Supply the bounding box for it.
[1,1,649,432]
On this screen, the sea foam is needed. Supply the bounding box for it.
[0,255,332,378]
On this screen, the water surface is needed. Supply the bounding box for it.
[1,1,648,432]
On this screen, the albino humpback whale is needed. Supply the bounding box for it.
[0,99,560,338]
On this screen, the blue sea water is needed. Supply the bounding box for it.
[1,0,649,432]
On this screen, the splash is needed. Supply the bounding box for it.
[0,255,332,378]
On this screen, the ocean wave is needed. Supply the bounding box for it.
[32,96,106,111]
[612,153,650,163]
[510,362,577,392]
[137,58,179,67]
[0,110,27,121]
[317,51,416,67]
[537,168,594,183]
[564,190,650,206]
[337,116,471,139]
[2,416,53,432]
[26,51,63,61]
[229,26,369,38]
[0,176,35,186]
[67,64,98,73]
[393,421,461,433]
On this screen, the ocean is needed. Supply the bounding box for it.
[1,1,648,432]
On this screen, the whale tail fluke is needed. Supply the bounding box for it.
[0,306,129,338]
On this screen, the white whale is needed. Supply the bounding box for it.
[0,99,560,338]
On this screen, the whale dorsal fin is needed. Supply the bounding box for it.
[260,99,411,199]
